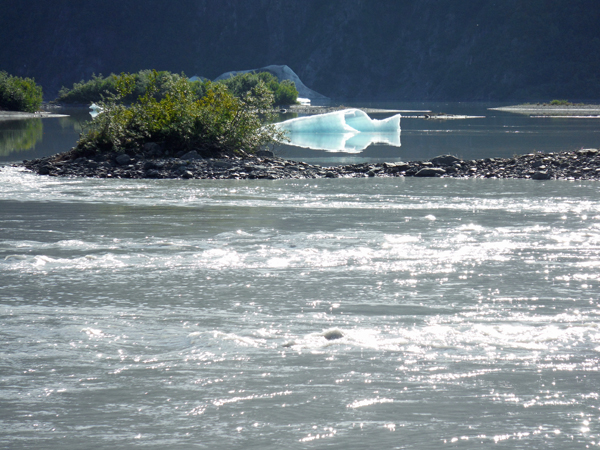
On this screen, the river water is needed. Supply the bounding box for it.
[1,103,600,449]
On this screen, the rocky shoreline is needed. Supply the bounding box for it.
[16,146,600,181]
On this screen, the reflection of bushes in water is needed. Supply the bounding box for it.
[0,119,43,156]
[57,115,86,133]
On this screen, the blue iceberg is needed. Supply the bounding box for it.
[275,109,401,153]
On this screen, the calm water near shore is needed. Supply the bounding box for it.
[1,103,600,449]
[1,102,600,164]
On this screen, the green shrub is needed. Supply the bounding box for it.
[550,99,571,106]
[58,70,298,107]
[56,70,193,104]
[274,79,299,105]
[0,71,43,113]
[76,70,285,157]
[219,71,298,106]
[56,73,116,104]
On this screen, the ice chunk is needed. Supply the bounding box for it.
[344,109,400,132]
[89,103,103,118]
[275,108,401,152]
[277,109,358,133]
[276,109,400,133]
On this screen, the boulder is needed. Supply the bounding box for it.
[532,170,552,180]
[383,162,410,172]
[323,329,344,340]
[430,155,461,166]
[143,142,163,157]
[145,169,161,178]
[38,165,51,175]
[181,150,203,161]
[415,167,446,177]
[115,154,131,165]
[255,150,274,158]
[212,161,232,169]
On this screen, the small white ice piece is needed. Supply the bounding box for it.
[89,103,103,118]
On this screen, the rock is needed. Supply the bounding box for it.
[38,165,51,175]
[115,154,131,165]
[18,148,600,182]
[323,330,344,341]
[430,155,461,166]
[145,169,161,178]
[181,150,203,161]
[212,161,232,169]
[143,161,159,170]
[415,167,446,177]
[383,162,410,173]
[532,170,552,180]
[143,142,163,157]
[255,150,274,158]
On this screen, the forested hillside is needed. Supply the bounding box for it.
[1,0,599,101]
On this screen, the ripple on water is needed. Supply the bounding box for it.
[1,174,600,448]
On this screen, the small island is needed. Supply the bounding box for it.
[5,71,600,182]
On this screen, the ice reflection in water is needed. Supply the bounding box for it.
[285,131,401,153]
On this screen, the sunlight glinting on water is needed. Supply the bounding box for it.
[2,164,600,449]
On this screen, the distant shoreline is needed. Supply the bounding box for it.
[0,110,69,120]
[3,103,481,120]
[285,105,482,119]
[490,104,600,116]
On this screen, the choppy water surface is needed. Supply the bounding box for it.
[1,167,599,449]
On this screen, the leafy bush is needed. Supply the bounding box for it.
[56,73,116,104]
[550,99,571,106]
[274,79,299,105]
[0,71,43,113]
[75,71,285,157]
[218,71,298,106]
[56,70,206,104]
[57,70,298,107]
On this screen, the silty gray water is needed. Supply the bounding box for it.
[1,167,599,449]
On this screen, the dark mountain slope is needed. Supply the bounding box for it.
[1,0,599,101]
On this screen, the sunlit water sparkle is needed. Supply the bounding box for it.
[1,165,600,449]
